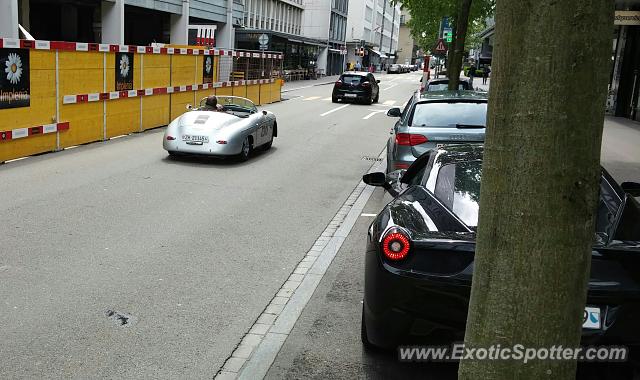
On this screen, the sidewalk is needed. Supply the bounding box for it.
[281,75,340,93]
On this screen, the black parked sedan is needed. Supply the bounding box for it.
[332,71,380,105]
[361,144,640,350]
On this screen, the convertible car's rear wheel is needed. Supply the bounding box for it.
[263,129,274,150]
[238,137,252,161]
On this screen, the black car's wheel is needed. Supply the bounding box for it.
[361,305,375,350]
[332,96,338,103]
[373,92,379,103]
[167,151,177,157]
[238,137,252,161]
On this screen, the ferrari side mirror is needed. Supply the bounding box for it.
[363,172,386,187]
[262,110,268,115]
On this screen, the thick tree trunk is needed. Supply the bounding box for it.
[448,0,472,90]
[458,1,613,379]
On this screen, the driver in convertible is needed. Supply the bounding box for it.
[202,95,226,112]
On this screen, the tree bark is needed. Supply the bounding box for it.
[458,0,613,379]
[448,0,472,90]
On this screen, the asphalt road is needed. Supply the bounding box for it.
[0,72,422,379]
[265,115,640,380]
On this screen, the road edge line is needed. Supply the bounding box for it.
[215,150,386,380]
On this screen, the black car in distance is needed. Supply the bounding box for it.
[332,71,380,105]
[361,144,640,354]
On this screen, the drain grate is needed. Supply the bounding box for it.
[105,310,135,327]
[362,156,383,162]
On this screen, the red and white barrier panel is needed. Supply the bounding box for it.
[0,38,284,59]
[62,79,278,104]
[0,122,69,142]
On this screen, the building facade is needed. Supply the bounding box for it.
[609,3,640,121]
[4,0,243,48]
[345,0,400,72]
[396,7,417,65]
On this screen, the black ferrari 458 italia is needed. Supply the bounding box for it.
[361,144,640,351]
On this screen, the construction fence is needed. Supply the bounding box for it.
[0,38,284,162]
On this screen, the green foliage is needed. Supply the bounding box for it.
[397,0,495,52]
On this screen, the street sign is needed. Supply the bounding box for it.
[258,33,269,48]
[443,28,453,43]
[434,38,448,55]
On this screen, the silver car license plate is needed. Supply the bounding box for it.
[345,93,357,98]
[183,135,209,144]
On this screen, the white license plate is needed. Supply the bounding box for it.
[582,306,601,329]
[183,135,209,143]
[345,93,357,98]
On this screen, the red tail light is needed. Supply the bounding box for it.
[335,81,343,87]
[166,136,176,141]
[395,133,428,146]
[382,232,410,260]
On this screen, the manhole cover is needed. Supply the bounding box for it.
[105,310,135,327]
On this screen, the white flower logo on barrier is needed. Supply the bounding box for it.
[5,53,23,84]
[119,54,130,78]
[205,57,212,74]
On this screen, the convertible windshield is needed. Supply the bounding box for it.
[410,101,487,127]
[197,96,257,116]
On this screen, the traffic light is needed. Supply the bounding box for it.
[359,48,365,57]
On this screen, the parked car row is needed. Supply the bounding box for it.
[387,64,419,74]
[359,78,640,360]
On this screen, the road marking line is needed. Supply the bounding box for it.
[217,150,387,380]
[383,100,396,106]
[382,83,398,91]
[360,213,377,217]
[304,96,321,101]
[363,109,387,119]
[320,104,349,117]
[322,97,332,101]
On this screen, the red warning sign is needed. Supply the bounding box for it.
[434,38,448,54]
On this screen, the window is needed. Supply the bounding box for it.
[365,6,373,22]
[410,102,488,127]
[433,161,482,227]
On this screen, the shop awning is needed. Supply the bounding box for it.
[371,49,388,58]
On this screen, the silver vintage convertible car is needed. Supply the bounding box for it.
[163,96,277,161]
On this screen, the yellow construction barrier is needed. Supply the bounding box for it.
[0,40,283,163]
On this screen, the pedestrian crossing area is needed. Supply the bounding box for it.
[285,95,408,120]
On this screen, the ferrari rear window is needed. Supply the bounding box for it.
[434,161,482,227]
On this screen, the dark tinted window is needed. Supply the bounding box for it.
[427,82,469,91]
[410,102,487,127]
[433,161,482,227]
[341,75,364,85]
